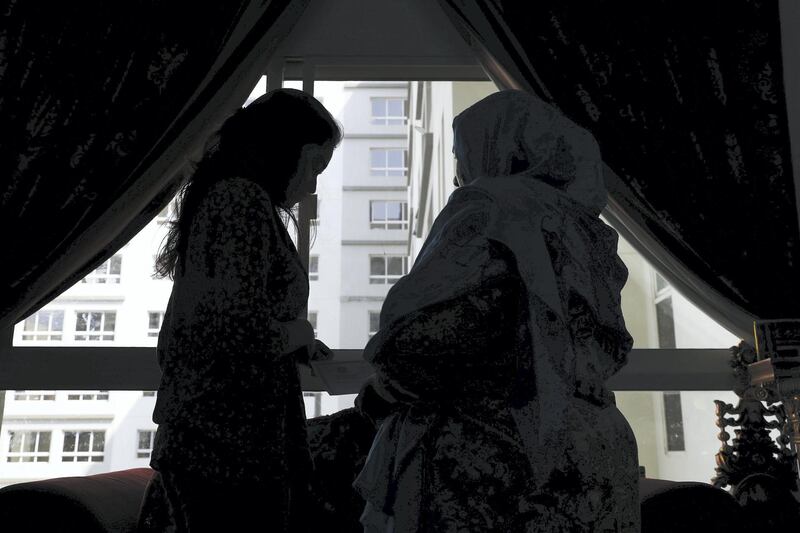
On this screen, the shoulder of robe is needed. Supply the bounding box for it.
[197,176,275,223]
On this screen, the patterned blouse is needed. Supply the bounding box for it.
[150,176,311,486]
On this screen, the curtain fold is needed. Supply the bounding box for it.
[0,1,309,332]
[438,0,799,343]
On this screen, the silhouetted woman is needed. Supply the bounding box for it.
[139,88,342,532]
[354,90,640,532]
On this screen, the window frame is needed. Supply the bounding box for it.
[369,147,408,177]
[0,64,740,396]
[369,254,409,284]
[368,310,380,339]
[81,255,122,285]
[13,390,56,401]
[370,200,409,230]
[137,429,155,459]
[7,430,51,463]
[147,311,165,338]
[21,310,64,342]
[74,311,116,342]
[309,255,319,281]
[370,96,408,125]
[61,430,106,463]
[662,391,687,452]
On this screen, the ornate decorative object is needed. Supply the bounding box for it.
[713,321,800,528]
[712,341,798,493]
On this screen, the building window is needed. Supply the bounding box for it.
[67,391,109,401]
[303,392,322,418]
[82,255,122,284]
[370,201,409,230]
[13,390,56,401]
[370,255,409,284]
[663,392,686,452]
[7,431,51,462]
[311,197,320,228]
[148,311,164,337]
[142,391,156,397]
[137,430,155,459]
[22,310,64,341]
[654,273,675,349]
[309,255,319,281]
[156,201,177,225]
[75,311,116,341]
[369,311,380,339]
[371,97,408,125]
[370,148,408,177]
[308,311,318,338]
[62,431,105,462]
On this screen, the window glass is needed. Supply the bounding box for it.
[663,392,686,451]
[656,297,676,349]
[137,430,155,459]
[369,311,380,339]
[82,255,122,284]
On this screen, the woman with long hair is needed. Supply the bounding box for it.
[138,88,342,532]
[353,90,640,532]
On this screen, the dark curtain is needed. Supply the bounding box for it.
[438,0,799,342]
[0,1,309,331]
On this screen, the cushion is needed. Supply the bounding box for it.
[0,468,154,533]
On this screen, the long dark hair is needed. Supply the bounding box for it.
[154,89,342,279]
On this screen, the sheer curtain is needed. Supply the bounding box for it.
[0,1,309,331]
[438,0,799,342]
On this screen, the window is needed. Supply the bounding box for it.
[654,273,675,349]
[81,255,122,284]
[309,255,319,281]
[303,392,322,418]
[655,298,676,349]
[370,201,409,230]
[14,390,56,401]
[148,311,164,337]
[22,310,64,341]
[370,255,409,284]
[75,311,116,341]
[67,391,109,401]
[311,197,320,228]
[137,430,155,459]
[369,311,380,339]
[655,272,670,293]
[370,148,408,177]
[371,97,408,125]
[142,391,156,397]
[156,201,177,224]
[62,431,105,462]
[663,392,686,451]
[308,311,318,338]
[7,431,51,462]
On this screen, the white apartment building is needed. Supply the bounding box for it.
[1,78,746,489]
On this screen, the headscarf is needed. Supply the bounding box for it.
[354,90,633,528]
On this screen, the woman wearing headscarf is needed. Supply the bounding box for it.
[353,90,640,532]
